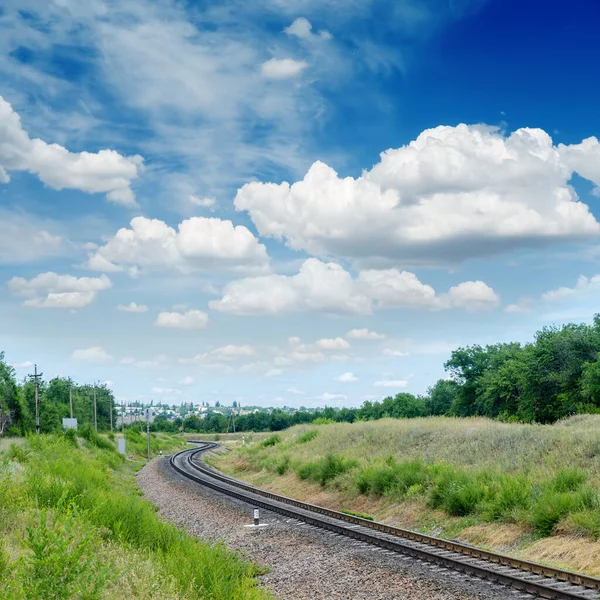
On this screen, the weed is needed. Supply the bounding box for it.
[275,455,291,475]
[552,468,587,492]
[297,430,318,444]
[296,453,357,486]
[341,509,374,520]
[261,434,281,447]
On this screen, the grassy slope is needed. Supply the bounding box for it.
[0,432,272,600]
[212,416,600,576]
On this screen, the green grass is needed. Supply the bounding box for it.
[216,416,600,542]
[0,434,271,600]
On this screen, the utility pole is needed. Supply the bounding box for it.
[109,394,113,433]
[69,384,73,419]
[28,364,43,435]
[145,406,151,461]
[121,401,125,433]
[93,386,97,432]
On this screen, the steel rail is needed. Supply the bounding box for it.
[169,443,600,600]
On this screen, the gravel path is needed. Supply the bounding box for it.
[137,457,532,600]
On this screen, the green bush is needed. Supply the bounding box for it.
[297,430,318,444]
[568,510,600,539]
[261,434,281,447]
[531,491,581,536]
[428,469,485,516]
[80,425,115,452]
[22,510,109,600]
[355,458,427,497]
[296,453,357,486]
[483,476,532,521]
[552,468,587,492]
[61,428,78,448]
[275,455,291,475]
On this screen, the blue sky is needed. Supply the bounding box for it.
[2,0,600,408]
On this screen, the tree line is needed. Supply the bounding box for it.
[5,315,600,436]
[154,315,600,433]
[0,353,115,435]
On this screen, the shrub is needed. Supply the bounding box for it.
[21,510,109,600]
[428,469,484,516]
[355,458,427,497]
[483,476,532,521]
[531,491,581,536]
[61,428,78,448]
[568,510,600,540]
[80,425,115,451]
[552,468,587,492]
[275,455,290,475]
[296,453,357,486]
[297,430,318,444]
[6,442,29,463]
[261,434,281,447]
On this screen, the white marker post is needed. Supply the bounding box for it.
[245,507,267,528]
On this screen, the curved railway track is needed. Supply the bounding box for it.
[169,442,600,600]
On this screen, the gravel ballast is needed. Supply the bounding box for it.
[137,456,534,600]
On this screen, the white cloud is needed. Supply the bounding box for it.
[374,379,408,388]
[358,269,499,311]
[117,302,148,313]
[383,349,410,357]
[0,97,143,205]
[210,258,498,315]
[261,58,308,79]
[286,387,304,394]
[8,272,111,309]
[347,328,385,340]
[72,347,112,363]
[316,337,350,351]
[183,345,256,365]
[542,274,600,302]
[180,376,195,385]
[336,372,358,382]
[0,210,66,264]
[210,258,371,316]
[10,361,34,369]
[317,392,347,402]
[189,195,216,208]
[87,216,269,275]
[266,368,283,377]
[156,309,209,330]
[120,354,169,369]
[284,17,332,40]
[235,125,600,265]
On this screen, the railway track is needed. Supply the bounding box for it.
[169,442,600,600]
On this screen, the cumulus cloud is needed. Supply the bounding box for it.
[316,337,351,351]
[210,258,498,315]
[210,258,371,315]
[261,58,308,79]
[8,272,111,309]
[0,97,143,205]
[235,124,600,265]
[72,347,112,363]
[284,17,332,40]
[189,195,216,208]
[347,328,385,340]
[180,376,195,385]
[156,309,209,330]
[117,302,148,313]
[336,372,358,382]
[86,216,269,275]
[374,379,408,388]
[542,274,600,302]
